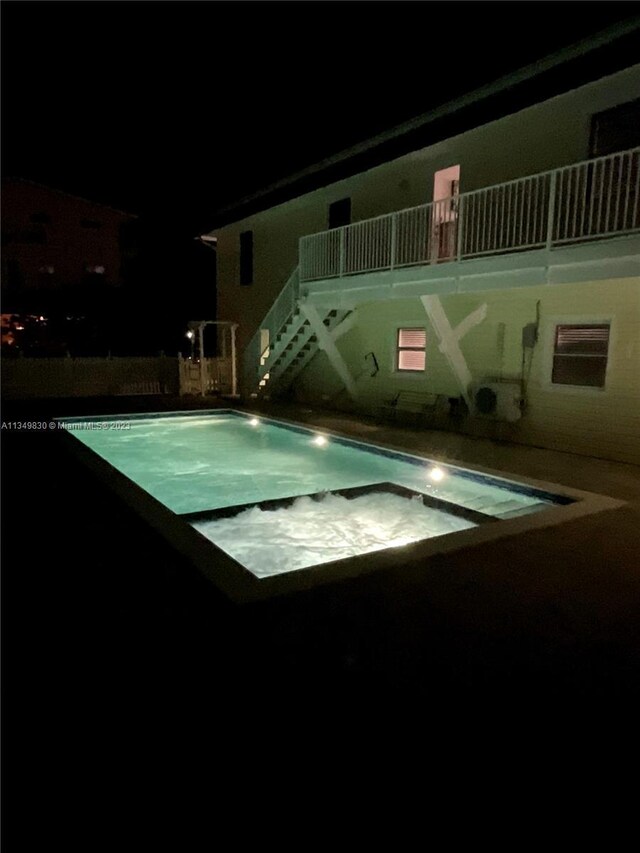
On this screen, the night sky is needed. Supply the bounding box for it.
[3,1,639,237]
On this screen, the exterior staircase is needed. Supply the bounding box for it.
[244,268,350,399]
[258,307,350,397]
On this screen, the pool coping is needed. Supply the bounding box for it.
[55,408,625,604]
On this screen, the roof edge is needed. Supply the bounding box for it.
[1,176,138,219]
[207,16,640,231]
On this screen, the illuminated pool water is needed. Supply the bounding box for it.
[62,409,572,578]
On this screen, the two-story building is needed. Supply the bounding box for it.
[208,46,640,465]
[1,178,136,311]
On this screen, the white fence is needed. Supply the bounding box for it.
[2,355,237,399]
[178,356,232,396]
[299,147,640,281]
[2,357,179,399]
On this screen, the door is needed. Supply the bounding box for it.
[587,99,640,237]
[432,165,460,261]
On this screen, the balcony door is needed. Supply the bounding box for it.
[432,165,460,261]
[328,198,351,229]
[328,197,351,275]
[585,99,640,238]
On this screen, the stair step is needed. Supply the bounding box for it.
[253,286,348,397]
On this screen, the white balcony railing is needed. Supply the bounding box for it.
[299,147,640,282]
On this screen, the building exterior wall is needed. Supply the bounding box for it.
[214,64,640,354]
[292,277,640,464]
[1,179,135,302]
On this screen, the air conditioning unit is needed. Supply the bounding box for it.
[470,381,522,422]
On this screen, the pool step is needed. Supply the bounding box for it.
[460,496,542,518]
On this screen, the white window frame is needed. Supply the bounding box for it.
[541,314,614,395]
[395,327,427,374]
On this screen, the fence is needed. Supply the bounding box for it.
[178,356,232,396]
[2,356,179,399]
[299,147,640,281]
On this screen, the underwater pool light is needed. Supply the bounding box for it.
[428,466,445,482]
[249,418,260,426]
[313,435,328,447]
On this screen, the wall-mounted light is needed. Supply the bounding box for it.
[194,234,217,251]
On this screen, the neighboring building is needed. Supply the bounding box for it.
[1,178,136,311]
[210,56,640,464]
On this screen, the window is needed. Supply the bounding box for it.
[239,230,253,285]
[552,324,610,388]
[589,98,640,157]
[21,226,46,244]
[397,328,426,372]
[30,211,51,225]
[81,218,102,229]
[328,198,351,229]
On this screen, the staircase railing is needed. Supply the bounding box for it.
[299,146,640,282]
[243,267,300,393]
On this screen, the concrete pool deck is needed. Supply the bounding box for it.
[3,394,640,733]
[242,400,640,696]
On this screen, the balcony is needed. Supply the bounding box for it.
[299,148,640,294]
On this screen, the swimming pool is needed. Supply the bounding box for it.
[57,409,613,601]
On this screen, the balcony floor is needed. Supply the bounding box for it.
[303,233,640,308]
